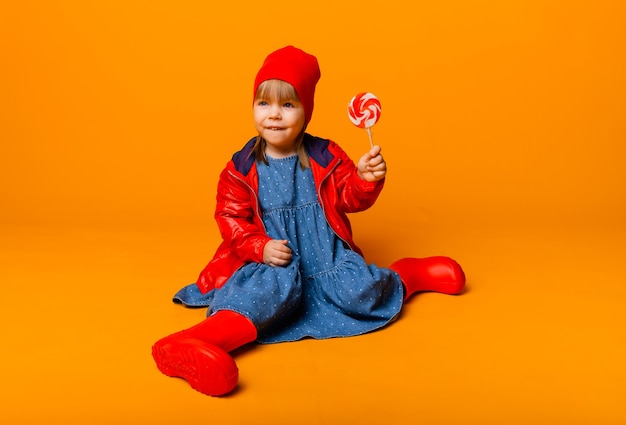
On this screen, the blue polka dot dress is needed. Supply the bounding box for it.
[174,154,404,343]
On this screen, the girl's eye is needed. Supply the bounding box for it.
[258,100,268,106]
[284,102,294,108]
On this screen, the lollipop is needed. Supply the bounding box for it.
[348,92,381,147]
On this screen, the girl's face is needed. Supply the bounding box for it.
[253,81,306,158]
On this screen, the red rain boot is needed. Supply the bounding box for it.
[389,256,466,301]
[151,310,257,396]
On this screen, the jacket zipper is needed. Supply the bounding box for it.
[227,169,267,233]
[316,159,354,250]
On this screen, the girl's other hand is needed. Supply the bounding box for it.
[263,239,293,267]
[357,145,387,182]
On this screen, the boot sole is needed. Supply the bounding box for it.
[152,337,238,396]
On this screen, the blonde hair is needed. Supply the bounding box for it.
[252,79,310,169]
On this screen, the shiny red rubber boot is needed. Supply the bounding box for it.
[389,256,466,301]
[151,310,257,396]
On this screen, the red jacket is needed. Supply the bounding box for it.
[195,134,385,294]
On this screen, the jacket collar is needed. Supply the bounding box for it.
[232,133,334,176]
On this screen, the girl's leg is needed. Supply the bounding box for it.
[153,310,257,352]
[151,310,257,396]
[389,256,466,301]
[153,261,301,395]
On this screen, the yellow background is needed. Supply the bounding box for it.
[1,1,625,424]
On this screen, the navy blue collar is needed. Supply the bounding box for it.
[232,133,333,176]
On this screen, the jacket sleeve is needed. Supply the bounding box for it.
[330,142,385,213]
[214,165,271,264]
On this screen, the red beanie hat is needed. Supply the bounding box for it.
[253,46,321,125]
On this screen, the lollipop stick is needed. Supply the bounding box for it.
[366,127,374,148]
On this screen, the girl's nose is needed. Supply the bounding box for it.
[269,105,281,118]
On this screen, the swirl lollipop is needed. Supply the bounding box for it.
[348,92,381,147]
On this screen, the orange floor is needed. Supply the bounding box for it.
[2,220,625,425]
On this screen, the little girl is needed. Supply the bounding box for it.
[152,45,466,396]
